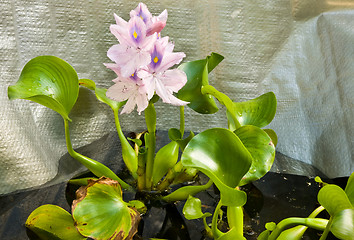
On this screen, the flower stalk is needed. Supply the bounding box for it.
[144,102,156,190]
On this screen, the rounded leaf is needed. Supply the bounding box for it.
[26,204,85,240]
[318,184,353,216]
[178,53,223,114]
[331,208,354,240]
[72,177,140,240]
[236,126,276,186]
[8,56,79,120]
[183,195,212,220]
[227,92,277,130]
[181,128,252,206]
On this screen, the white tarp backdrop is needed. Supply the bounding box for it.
[0,0,353,195]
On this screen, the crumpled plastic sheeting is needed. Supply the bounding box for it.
[0,0,353,195]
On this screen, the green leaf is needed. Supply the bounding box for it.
[207,52,224,73]
[263,129,278,147]
[235,126,275,186]
[168,128,182,141]
[181,128,252,207]
[345,171,354,206]
[331,209,354,240]
[25,204,85,240]
[227,92,277,131]
[178,53,223,114]
[152,141,179,185]
[318,184,353,216]
[8,56,79,121]
[183,195,212,220]
[72,177,140,240]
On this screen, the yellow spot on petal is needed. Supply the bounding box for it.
[153,56,159,63]
[131,73,135,77]
[133,31,138,39]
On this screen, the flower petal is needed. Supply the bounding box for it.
[130,2,152,25]
[147,9,168,36]
[160,69,187,92]
[104,63,121,77]
[135,92,149,114]
[106,81,135,102]
[120,95,137,114]
[110,25,133,47]
[138,69,155,99]
[155,78,188,106]
[107,44,129,63]
[113,13,128,28]
[128,16,148,48]
[157,51,185,72]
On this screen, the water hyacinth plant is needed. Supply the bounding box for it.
[7,3,353,240]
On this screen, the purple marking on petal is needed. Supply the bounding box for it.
[149,45,163,70]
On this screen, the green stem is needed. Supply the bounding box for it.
[137,149,147,191]
[201,85,242,129]
[211,200,224,239]
[64,119,131,190]
[227,206,244,236]
[144,102,156,190]
[203,216,213,238]
[268,217,328,240]
[180,106,185,137]
[113,109,138,179]
[162,179,213,202]
[319,217,333,240]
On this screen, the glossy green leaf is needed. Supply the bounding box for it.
[235,126,275,186]
[227,92,277,131]
[8,56,79,121]
[176,131,195,151]
[318,184,353,216]
[152,141,179,185]
[263,129,278,147]
[206,52,225,72]
[26,204,85,240]
[178,53,223,114]
[183,195,212,220]
[331,208,354,240]
[345,171,354,206]
[72,178,140,240]
[181,128,252,206]
[216,228,246,240]
[168,128,182,141]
